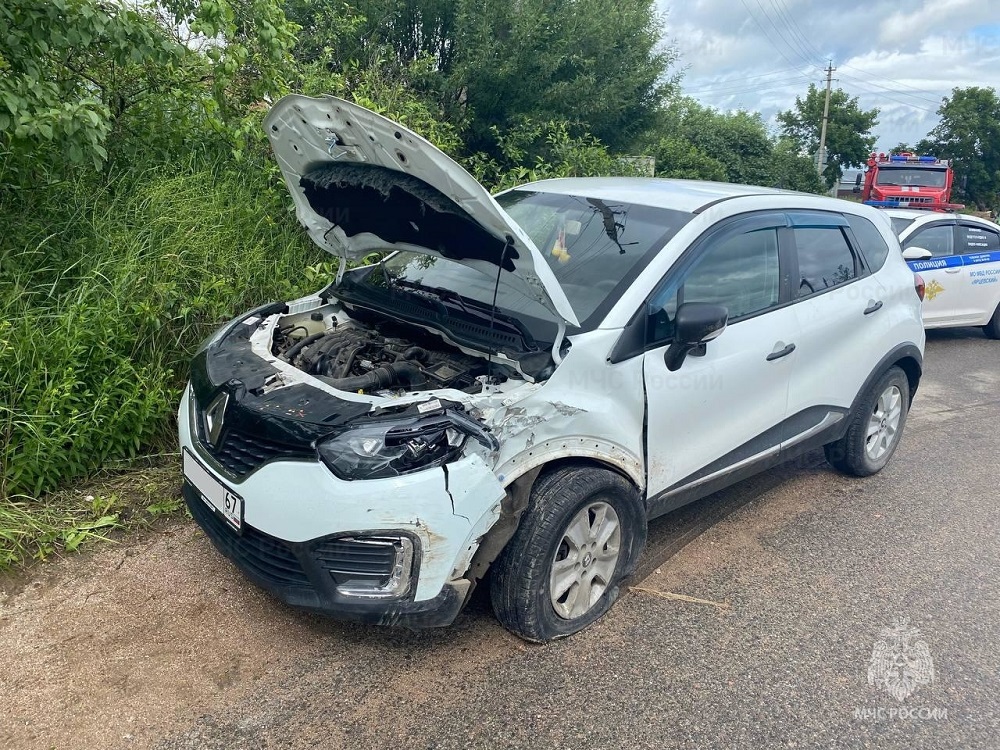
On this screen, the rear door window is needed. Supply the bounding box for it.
[903,223,954,257]
[792,226,858,297]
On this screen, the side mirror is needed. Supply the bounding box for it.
[902,246,933,261]
[664,302,729,372]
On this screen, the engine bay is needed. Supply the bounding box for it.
[272,316,505,395]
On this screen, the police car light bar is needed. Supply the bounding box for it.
[863,199,965,211]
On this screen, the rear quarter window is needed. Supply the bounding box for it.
[958,224,1000,254]
[846,214,892,271]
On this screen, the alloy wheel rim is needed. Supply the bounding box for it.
[865,384,903,461]
[549,501,622,620]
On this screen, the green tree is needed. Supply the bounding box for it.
[285,0,676,156]
[451,0,673,153]
[767,138,825,194]
[655,99,771,184]
[651,98,824,193]
[0,0,298,180]
[652,136,727,181]
[777,84,879,188]
[917,87,1000,210]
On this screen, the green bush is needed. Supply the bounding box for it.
[0,160,316,498]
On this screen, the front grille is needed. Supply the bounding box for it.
[313,538,398,587]
[207,428,307,477]
[187,487,311,588]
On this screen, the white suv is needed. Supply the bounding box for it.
[179,96,925,641]
[888,208,1000,338]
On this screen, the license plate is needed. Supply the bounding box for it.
[183,449,243,532]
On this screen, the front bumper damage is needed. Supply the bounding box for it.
[179,388,507,627]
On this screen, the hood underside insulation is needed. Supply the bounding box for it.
[300,163,517,271]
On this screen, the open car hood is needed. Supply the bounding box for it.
[264,95,579,327]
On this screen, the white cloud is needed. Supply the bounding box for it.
[878,0,999,46]
[660,0,1000,151]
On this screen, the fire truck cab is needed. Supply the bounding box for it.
[858,152,961,211]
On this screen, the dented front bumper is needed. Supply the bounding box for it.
[179,388,507,627]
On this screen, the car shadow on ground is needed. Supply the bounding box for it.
[273,448,834,650]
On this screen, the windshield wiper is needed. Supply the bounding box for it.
[389,279,537,346]
[393,279,472,314]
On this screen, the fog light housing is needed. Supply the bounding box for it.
[314,536,415,599]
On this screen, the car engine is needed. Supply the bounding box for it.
[273,320,494,394]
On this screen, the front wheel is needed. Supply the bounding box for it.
[825,366,910,477]
[490,466,646,642]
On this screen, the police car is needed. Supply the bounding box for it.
[888,209,1000,338]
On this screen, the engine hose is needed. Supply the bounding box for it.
[401,346,428,362]
[281,331,327,362]
[320,361,422,392]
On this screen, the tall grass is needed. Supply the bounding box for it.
[0,159,317,500]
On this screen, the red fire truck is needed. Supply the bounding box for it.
[857,151,963,210]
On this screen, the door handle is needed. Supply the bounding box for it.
[945,268,961,274]
[766,343,796,361]
[863,300,883,315]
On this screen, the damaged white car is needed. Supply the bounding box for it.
[180,95,925,641]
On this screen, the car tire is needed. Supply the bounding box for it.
[983,302,1000,340]
[825,366,910,477]
[490,465,646,642]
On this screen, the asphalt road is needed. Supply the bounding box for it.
[2,329,998,749]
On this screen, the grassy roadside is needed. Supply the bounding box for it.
[0,160,315,573]
[0,454,185,573]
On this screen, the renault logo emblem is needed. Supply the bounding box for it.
[204,391,229,446]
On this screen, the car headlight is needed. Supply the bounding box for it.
[317,411,498,480]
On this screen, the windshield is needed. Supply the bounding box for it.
[359,191,692,335]
[890,216,916,236]
[494,190,692,323]
[876,168,947,188]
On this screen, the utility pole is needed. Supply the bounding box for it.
[816,60,836,179]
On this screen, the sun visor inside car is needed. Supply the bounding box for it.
[300,163,517,271]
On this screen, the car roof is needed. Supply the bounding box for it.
[518,177,813,214]
[885,208,999,229]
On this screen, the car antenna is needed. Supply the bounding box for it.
[485,236,513,388]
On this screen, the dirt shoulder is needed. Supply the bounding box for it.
[1,520,316,749]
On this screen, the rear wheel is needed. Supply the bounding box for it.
[983,302,1000,340]
[825,366,910,477]
[490,466,646,642]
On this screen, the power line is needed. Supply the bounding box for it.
[738,0,815,73]
[838,76,941,114]
[743,0,946,113]
[711,1,945,121]
[683,76,814,96]
[687,66,804,82]
[763,0,819,66]
[837,67,943,106]
[769,0,826,64]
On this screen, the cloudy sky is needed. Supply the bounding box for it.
[660,0,1000,153]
